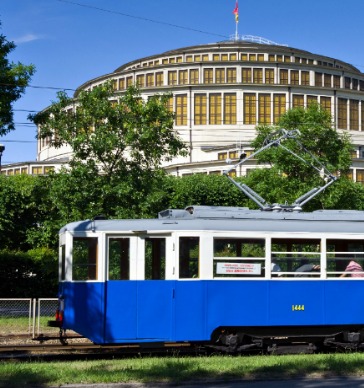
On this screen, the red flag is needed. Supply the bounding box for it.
[232,1,239,22]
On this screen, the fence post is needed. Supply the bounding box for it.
[32,299,36,339]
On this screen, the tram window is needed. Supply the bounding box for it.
[213,238,265,277]
[61,244,66,281]
[271,239,320,277]
[145,238,166,280]
[179,237,199,279]
[327,239,364,277]
[108,238,130,280]
[72,237,98,281]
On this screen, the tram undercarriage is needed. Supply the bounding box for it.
[210,326,364,354]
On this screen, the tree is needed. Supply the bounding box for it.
[30,83,187,219]
[0,25,35,135]
[242,104,358,210]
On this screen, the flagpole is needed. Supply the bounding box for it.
[233,0,239,41]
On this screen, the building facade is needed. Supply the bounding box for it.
[4,38,364,181]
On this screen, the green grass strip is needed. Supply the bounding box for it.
[2,353,364,387]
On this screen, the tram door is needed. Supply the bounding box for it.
[104,235,173,342]
[136,236,174,340]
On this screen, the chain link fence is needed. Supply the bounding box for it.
[33,298,59,338]
[0,298,32,336]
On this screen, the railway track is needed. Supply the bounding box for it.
[0,335,196,359]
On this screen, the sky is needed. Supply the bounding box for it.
[1,0,364,164]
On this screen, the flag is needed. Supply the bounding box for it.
[233,1,239,22]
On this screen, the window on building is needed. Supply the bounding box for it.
[362,102,364,130]
[324,74,331,88]
[279,69,288,85]
[249,54,257,61]
[257,54,264,61]
[244,93,256,125]
[109,238,130,280]
[186,55,193,62]
[291,70,299,85]
[224,93,237,124]
[268,54,275,62]
[126,76,133,87]
[273,94,286,123]
[203,68,213,84]
[258,94,271,124]
[202,54,209,62]
[73,237,98,281]
[320,96,331,113]
[334,75,341,89]
[209,93,221,125]
[227,68,236,83]
[179,237,199,279]
[32,166,43,175]
[253,68,263,84]
[315,72,322,87]
[190,69,199,84]
[166,96,173,112]
[338,98,348,129]
[146,73,155,87]
[44,166,54,174]
[216,68,225,84]
[221,54,228,61]
[307,95,318,106]
[241,53,248,61]
[345,77,351,89]
[230,53,237,61]
[155,72,163,86]
[265,68,274,84]
[356,169,364,184]
[194,94,207,125]
[292,94,304,108]
[176,95,187,126]
[179,70,188,85]
[136,74,145,87]
[218,152,228,160]
[119,78,125,90]
[277,55,283,62]
[353,79,359,90]
[301,71,310,86]
[242,68,252,83]
[350,100,359,131]
[168,71,177,85]
[213,54,220,61]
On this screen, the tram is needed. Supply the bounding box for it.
[53,130,364,352]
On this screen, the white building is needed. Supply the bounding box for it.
[3,38,364,181]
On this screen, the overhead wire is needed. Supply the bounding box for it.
[55,0,229,40]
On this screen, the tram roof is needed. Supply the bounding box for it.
[60,206,364,235]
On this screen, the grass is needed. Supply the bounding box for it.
[2,352,364,387]
[0,317,31,335]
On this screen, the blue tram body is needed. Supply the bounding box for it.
[56,207,364,350]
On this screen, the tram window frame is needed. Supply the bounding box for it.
[179,237,200,279]
[60,244,66,281]
[326,239,364,278]
[72,237,98,281]
[145,238,166,280]
[271,238,321,278]
[213,238,265,278]
[108,237,130,280]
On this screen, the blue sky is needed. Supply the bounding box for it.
[1,0,364,164]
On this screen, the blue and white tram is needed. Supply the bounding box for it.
[55,206,364,351]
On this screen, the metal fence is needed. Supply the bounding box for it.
[0,298,58,338]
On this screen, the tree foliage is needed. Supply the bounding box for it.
[31,83,187,178]
[0,25,35,135]
[244,104,358,210]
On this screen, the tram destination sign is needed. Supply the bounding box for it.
[216,262,261,275]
